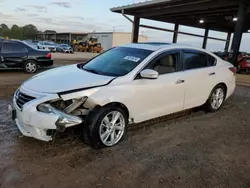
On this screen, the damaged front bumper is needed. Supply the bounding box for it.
[12,88,83,141]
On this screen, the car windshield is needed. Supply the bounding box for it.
[247,58,250,63]
[61,44,69,47]
[81,47,153,77]
[44,42,55,46]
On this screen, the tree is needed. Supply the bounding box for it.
[0,24,10,37]
[10,24,21,39]
[22,24,38,39]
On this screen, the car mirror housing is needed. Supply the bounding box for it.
[140,69,159,79]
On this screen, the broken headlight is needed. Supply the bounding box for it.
[37,103,82,131]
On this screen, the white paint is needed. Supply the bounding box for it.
[13,43,236,141]
[22,64,114,93]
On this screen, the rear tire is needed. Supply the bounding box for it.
[205,84,226,112]
[23,60,38,73]
[83,105,128,149]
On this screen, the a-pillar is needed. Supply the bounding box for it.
[202,28,209,49]
[132,16,140,43]
[231,0,248,65]
[172,24,179,43]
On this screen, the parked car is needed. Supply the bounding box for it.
[237,54,250,73]
[56,44,73,53]
[22,40,39,49]
[0,40,53,73]
[12,43,236,148]
[37,41,56,52]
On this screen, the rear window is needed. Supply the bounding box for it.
[183,52,207,70]
[2,42,27,53]
[81,47,153,76]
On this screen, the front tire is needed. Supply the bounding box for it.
[83,105,128,149]
[205,85,226,112]
[23,60,38,73]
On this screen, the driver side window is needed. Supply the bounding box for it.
[145,53,179,75]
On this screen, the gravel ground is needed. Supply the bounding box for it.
[0,86,250,188]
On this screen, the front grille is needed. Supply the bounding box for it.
[16,92,35,109]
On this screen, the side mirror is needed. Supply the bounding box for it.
[140,69,159,79]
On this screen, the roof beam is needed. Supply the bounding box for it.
[139,24,227,41]
[147,16,234,32]
[166,7,238,18]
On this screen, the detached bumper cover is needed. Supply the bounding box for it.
[15,118,53,141]
[13,88,82,141]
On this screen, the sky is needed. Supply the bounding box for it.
[0,0,250,52]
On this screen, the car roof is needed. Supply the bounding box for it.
[120,42,216,56]
[120,43,172,51]
[0,40,22,44]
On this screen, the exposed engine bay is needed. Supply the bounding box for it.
[50,97,90,116]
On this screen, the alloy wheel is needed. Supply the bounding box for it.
[99,111,125,146]
[26,62,37,73]
[211,88,224,110]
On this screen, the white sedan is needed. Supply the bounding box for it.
[37,41,56,52]
[12,43,236,148]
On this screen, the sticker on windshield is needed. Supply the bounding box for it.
[123,56,141,62]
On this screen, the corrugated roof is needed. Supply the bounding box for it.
[111,0,171,12]
[110,0,249,33]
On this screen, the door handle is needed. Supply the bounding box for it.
[176,79,185,84]
[209,72,215,76]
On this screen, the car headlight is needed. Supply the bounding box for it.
[37,103,53,113]
[37,103,82,131]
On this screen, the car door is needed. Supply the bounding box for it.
[1,42,28,68]
[131,50,186,123]
[182,49,218,110]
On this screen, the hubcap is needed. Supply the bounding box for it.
[211,88,224,110]
[99,111,125,146]
[26,62,36,73]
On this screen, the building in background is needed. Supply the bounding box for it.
[36,32,148,51]
[87,32,147,51]
[36,32,87,44]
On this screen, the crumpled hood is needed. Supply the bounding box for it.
[21,65,115,93]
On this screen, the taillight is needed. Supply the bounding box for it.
[229,67,236,76]
[46,53,51,59]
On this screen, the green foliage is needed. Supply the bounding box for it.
[10,24,21,39]
[0,24,10,37]
[0,23,39,40]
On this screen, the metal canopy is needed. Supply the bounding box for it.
[111,0,250,33]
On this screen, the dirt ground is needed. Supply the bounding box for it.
[0,86,250,188]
